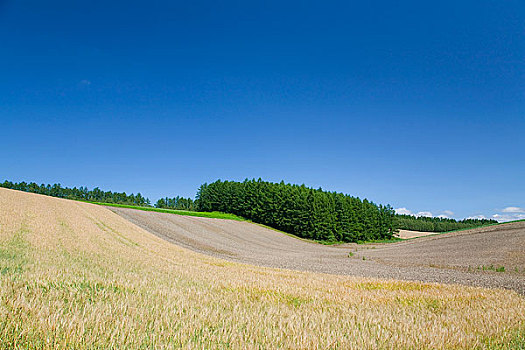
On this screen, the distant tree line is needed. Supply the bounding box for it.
[155,196,196,211]
[394,214,497,232]
[195,179,397,242]
[0,180,151,206]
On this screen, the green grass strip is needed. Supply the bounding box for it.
[89,202,246,221]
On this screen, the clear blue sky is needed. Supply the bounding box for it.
[1,1,524,221]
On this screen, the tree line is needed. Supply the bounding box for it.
[155,196,196,211]
[394,214,497,232]
[0,180,151,206]
[196,179,397,242]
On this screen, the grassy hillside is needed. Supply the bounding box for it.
[0,187,524,348]
[92,201,245,221]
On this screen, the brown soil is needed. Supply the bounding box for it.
[396,229,440,239]
[363,222,525,273]
[110,207,525,294]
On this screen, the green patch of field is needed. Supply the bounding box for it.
[89,202,246,221]
[357,237,403,244]
[477,265,507,273]
[480,325,525,349]
[0,225,30,277]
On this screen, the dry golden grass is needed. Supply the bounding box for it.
[0,187,524,349]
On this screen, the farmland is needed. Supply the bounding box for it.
[111,206,525,294]
[1,187,524,348]
[0,179,497,243]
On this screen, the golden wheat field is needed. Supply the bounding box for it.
[0,187,524,349]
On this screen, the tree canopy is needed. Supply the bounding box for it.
[155,196,195,211]
[196,179,397,242]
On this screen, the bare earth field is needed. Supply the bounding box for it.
[111,207,525,294]
[396,229,440,239]
[1,187,525,348]
[360,222,525,274]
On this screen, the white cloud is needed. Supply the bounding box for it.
[492,213,525,223]
[395,207,436,217]
[394,206,525,223]
[395,207,413,215]
[502,206,525,213]
[486,206,525,222]
[436,210,454,219]
[467,214,488,220]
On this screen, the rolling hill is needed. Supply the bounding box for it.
[110,205,525,294]
[1,187,524,348]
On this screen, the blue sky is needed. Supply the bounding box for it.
[1,1,524,221]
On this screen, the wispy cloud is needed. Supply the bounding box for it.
[502,206,525,213]
[467,214,488,220]
[492,213,525,222]
[396,206,525,223]
[436,210,454,219]
[484,205,525,222]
